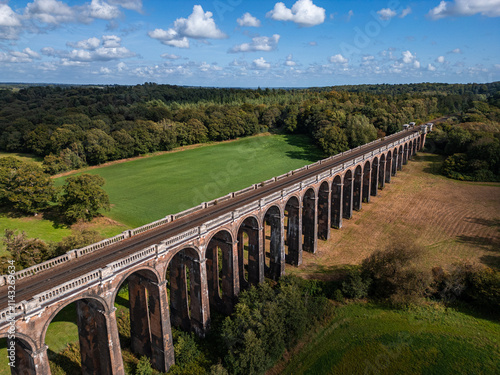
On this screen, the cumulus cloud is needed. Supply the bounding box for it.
[450,48,462,53]
[436,55,445,63]
[148,5,226,48]
[285,54,296,66]
[377,8,397,20]
[25,0,75,24]
[329,54,348,64]
[252,57,271,70]
[229,34,280,53]
[267,0,326,27]
[401,50,420,68]
[58,35,136,62]
[237,12,261,27]
[428,0,500,19]
[0,4,22,27]
[85,0,121,20]
[428,64,437,71]
[0,47,41,63]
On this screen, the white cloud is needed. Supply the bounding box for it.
[161,53,181,60]
[67,37,101,50]
[86,0,121,20]
[237,12,261,27]
[108,0,143,12]
[329,54,348,64]
[229,34,280,53]
[285,54,296,66]
[428,0,500,19]
[252,57,271,70]
[346,9,354,21]
[0,47,41,63]
[402,50,415,64]
[25,0,75,24]
[267,0,326,27]
[400,7,412,18]
[436,55,445,63]
[428,64,437,71]
[450,48,462,53]
[148,5,226,48]
[377,8,397,20]
[0,4,21,27]
[308,41,317,46]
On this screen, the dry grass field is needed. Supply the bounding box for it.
[287,153,500,279]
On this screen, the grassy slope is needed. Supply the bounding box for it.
[54,134,323,228]
[281,303,500,375]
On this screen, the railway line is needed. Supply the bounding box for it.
[0,127,421,311]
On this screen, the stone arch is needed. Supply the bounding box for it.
[113,267,172,372]
[378,154,386,189]
[392,148,398,176]
[371,157,379,196]
[331,175,343,229]
[343,169,353,219]
[353,165,363,211]
[0,334,38,375]
[385,151,392,183]
[302,188,317,253]
[317,181,330,241]
[362,160,371,203]
[166,247,207,336]
[237,215,262,286]
[403,142,409,165]
[398,145,404,170]
[263,205,284,280]
[206,229,236,313]
[43,296,115,375]
[284,196,301,266]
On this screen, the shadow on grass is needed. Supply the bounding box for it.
[281,134,324,163]
[48,348,81,374]
[416,154,445,176]
[50,303,77,323]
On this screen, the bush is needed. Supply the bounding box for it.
[136,356,155,375]
[341,269,371,299]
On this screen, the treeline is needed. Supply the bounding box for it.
[426,101,500,181]
[1,82,499,175]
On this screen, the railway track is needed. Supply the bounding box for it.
[0,128,420,310]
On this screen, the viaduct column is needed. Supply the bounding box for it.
[331,179,343,229]
[379,159,386,189]
[302,191,318,253]
[317,184,331,240]
[285,200,302,266]
[362,164,372,203]
[11,341,51,375]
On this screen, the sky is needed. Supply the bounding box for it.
[0,0,499,87]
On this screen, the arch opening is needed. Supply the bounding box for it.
[362,161,371,203]
[317,181,330,241]
[343,170,353,219]
[331,175,343,229]
[237,216,262,286]
[302,188,317,253]
[263,205,284,280]
[379,154,386,190]
[284,197,301,266]
[353,165,363,211]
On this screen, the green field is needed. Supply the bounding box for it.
[55,134,323,228]
[281,302,500,375]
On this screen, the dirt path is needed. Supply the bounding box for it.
[287,154,500,279]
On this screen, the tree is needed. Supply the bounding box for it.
[345,114,378,148]
[314,124,349,156]
[60,174,110,222]
[0,157,57,214]
[3,229,53,269]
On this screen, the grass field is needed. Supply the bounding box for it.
[278,302,500,375]
[54,134,323,228]
[287,153,500,279]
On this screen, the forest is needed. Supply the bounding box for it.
[0,82,499,180]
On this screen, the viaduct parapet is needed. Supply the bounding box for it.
[0,124,431,374]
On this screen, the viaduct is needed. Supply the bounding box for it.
[0,123,432,374]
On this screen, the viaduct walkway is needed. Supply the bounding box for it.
[0,124,432,374]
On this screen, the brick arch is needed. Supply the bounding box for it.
[302,187,317,253]
[205,229,235,314]
[42,295,114,375]
[284,195,301,266]
[262,205,284,280]
[111,266,162,303]
[166,246,206,336]
[317,181,330,241]
[0,335,38,374]
[237,215,262,287]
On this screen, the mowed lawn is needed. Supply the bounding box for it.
[55,134,323,228]
[280,303,500,375]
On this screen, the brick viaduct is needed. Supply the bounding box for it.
[0,124,432,374]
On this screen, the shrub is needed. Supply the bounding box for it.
[136,356,155,375]
[341,269,371,299]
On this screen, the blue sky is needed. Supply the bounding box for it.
[0,0,499,86]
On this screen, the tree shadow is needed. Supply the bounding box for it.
[281,134,324,162]
[42,208,69,230]
[47,347,81,374]
[417,154,445,176]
